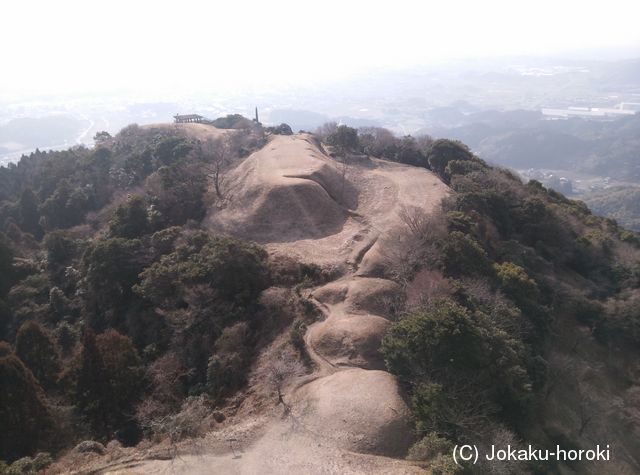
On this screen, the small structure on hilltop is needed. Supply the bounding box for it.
[174,114,205,124]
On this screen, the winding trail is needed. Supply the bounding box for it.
[94,127,449,474]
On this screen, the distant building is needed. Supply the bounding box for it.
[620,102,640,112]
[174,114,205,123]
[542,105,636,119]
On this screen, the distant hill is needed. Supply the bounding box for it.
[584,186,640,231]
[266,109,380,132]
[423,112,640,181]
[0,115,87,160]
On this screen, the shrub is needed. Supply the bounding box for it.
[73,440,105,454]
[382,298,532,436]
[136,233,270,308]
[598,291,640,345]
[206,352,245,399]
[153,137,194,166]
[39,180,94,229]
[43,231,76,267]
[147,162,207,226]
[108,196,150,239]
[266,123,293,135]
[6,456,37,475]
[8,274,51,324]
[406,432,453,461]
[358,127,397,158]
[426,139,474,182]
[441,231,492,278]
[211,114,253,129]
[145,395,211,443]
[290,319,307,355]
[381,299,485,381]
[326,125,359,155]
[140,352,187,417]
[150,226,182,256]
[430,454,463,474]
[493,262,539,304]
[206,322,252,398]
[445,159,486,177]
[410,382,499,440]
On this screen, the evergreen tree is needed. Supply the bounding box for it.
[18,188,43,239]
[96,329,144,435]
[0,299,10,340]
[108,196,150,239]
[0,233,14,296]
[0,340,11,356]
[76,328,107,433]
[15,321,60,389]
[0,354,53,462]
[76,329,143,438]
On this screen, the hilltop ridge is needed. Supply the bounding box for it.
[0,121,638,474]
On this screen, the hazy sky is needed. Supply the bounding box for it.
[2,0,639,97]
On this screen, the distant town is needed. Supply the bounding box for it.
[542,102,640,119]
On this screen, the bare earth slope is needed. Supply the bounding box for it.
[141,122,229,141]
[99,132,449,474]
[207,134,446,269]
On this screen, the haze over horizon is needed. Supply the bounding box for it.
[2,0,640,99]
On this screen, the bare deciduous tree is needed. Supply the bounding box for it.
[315,122,338,142]
[398,205,448,244]
[358,127,396,157]
[478,427,523,475]
[139,395,211,459]
[577,382,597,437]
[267,351,305,409]
[203,136,238,199]
[381,206,448,284]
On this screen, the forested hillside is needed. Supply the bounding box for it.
[583,186,640,231]
[0,121,638,474]
[0,122,293,470]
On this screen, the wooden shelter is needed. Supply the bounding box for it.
[174,114,205,123]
